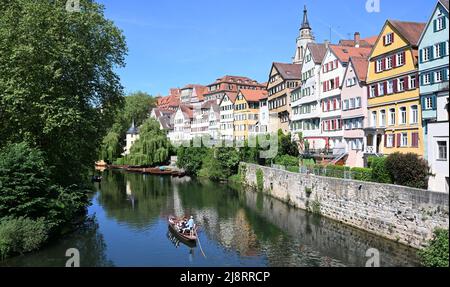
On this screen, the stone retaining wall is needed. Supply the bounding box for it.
[240,163,449,249]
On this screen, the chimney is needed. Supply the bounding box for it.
[324,40,330,49]
[354,32,361,48]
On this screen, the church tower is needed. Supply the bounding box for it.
[293,6,315,65]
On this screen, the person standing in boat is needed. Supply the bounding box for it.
[184,216,195,236]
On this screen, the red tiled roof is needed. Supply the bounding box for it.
[329,45,372,64]
[179,104,193,119]
[240,89,268,102]
[273,63,302,80]
[349,57,369,82]
[388,20,426,46]
[209,75,261,86]
[339,36,377,48]
[220,92,239,104]
[307,43,327,64]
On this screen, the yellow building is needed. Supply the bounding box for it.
[233,89,268,142]
[365,20,426,158]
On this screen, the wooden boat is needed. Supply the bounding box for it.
[168,216,198,243]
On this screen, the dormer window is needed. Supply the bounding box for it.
[435,16,445,31]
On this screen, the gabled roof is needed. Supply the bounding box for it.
[349,57,370,83]
[273,62,302,80]
[307,43,327,64]
[179,104,194,119]
[239,89,268,102]
[339,36,378,48]
[388,20,426,46]
[208,75,261,86]
[219,91,239,105]
[329,45,372,64]
[418,0,449,46]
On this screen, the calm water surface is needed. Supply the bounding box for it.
[1,170,420,267]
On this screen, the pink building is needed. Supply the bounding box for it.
[341,57,370,167]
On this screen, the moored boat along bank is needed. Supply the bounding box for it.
[239,163,449,249]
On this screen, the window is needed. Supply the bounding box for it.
[435,43,443,58]
[387,134,395,148]
[408,76,416,90]
[356,97,362,108]
[423,48,430,62]
[438,141,448,161]
[387,80,394,94]
[401,133,408,147]
[425,97,434,110]
[386,57,392,69]
[370,86,376,98]
[385,33,394,45]
[378,83,385,96]
[435,71,443,82]
[436,16,445,31]
[397,52,405,66]
[399,107,407,125]
[389,109,396,126]
[371,111,377,127]
[380,110,386,127]
[423,73,431,85]
[343,100,349,110]
[411,105,418,124]
[376,59,383,72]
[398,78,405,92]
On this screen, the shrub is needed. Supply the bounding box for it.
[287,166,300,173]
[418,229,449,267]
[274,154,299,167]
[325,165,349,179]
[385,153,430,189]
[177,145,208,176]
[0,217,48,259]
[256,169,264,192]
[351,167,373,182]
[370,157,392,184]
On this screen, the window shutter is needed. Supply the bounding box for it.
[335,60,339,69]
[383,82,388,95]
[432,96,437,110]
[402,51,406,65]
[393,79,398,93]
[397,134,401,148]
[393,55,397,67]
[444,17,447,30]
[323,82,326,92]
[421,96,426,108]
[430,72,435,84]
[382,58,386,70]
[383,35,386,46]
[404,76,409,90]
[336,77,340,88]
[441,42,446,58]
[375,85,379,97]
[429,46,434,60]
[433,19,438,32]
[444,68,449,81]
[419,49,423,63]
[392,133,396,147]
[384,136,387,147]
[392,33,395,43]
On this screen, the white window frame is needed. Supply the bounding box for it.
[437,17,445,31]
[435,70,443,83]
[401,133,408,147]
[389,109,396,126]
[423,73,431,85]
[387,134,394,148]
[385,33,394,45]
[396,52,405,66]
[435,43,443,58]
[410,105,418,124]
[387,80,394,94]
[409,75,416,89]
[378,83,384,96]
[437,141,448,161]
[386,57,393,69]
[423,48,430,62]
[399,107,407,125]
[425,97,433,110]
[398,78,405,92]
[379,110,386,127]
[376,59,383,72]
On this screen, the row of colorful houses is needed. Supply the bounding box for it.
[148,1,449,192]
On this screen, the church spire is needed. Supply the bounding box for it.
[301,5,311,30]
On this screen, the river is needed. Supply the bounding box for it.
[0,170,421,267]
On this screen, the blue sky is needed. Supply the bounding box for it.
[97,0,433,96]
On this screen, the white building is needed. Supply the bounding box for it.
[191,100,215,139]
[320,45,372,151]
[250,96,269,136]
[291,43,327,150]
[123,120,140,156]
[427,95,449,193]
[169,105,193,143]
[219,92,238,141]
[208,103,221,141]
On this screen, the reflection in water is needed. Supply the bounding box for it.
[1,170,420,267]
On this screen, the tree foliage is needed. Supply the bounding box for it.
[369,157,392,184]
[385,153,430,189]
[418,229,449,267]
[118,118,171,166]
[0,0,127,185]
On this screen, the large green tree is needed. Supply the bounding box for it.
[0,0,127,186]
[99,91,157,163]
